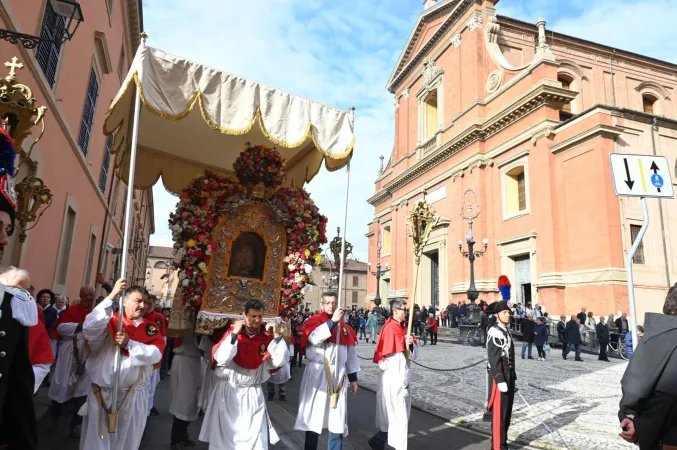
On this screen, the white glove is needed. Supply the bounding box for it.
[497,382,508,393]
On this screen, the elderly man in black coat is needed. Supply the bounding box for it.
[563,316,583,361]
[619,284,677,448]
[596,316,610,362]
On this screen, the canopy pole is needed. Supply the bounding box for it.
[110,33,147,431]
[333,107,354,383]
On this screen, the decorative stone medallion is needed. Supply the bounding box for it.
[486,69,503,94]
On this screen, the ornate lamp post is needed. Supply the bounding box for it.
[0,0,84,49]
[328,226,352,298]
[0,58,53,267]
[368,240,383,306]
[458,189,489,327]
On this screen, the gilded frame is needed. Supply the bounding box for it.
[196,202,286,334]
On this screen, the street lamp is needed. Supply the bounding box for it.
[328,226,352,298]
[458,189,489,326]
[0,0,84,50]
[368,240,383,306]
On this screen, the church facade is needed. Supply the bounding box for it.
[367,0,677,320]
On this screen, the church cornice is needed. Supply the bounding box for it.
[387,0,475,94]
[368,81,575,206]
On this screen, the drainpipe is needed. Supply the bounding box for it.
[650,117,671,287]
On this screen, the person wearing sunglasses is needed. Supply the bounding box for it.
[369,299,417,450]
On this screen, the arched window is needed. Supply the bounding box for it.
[642,94,658,115]
[558,74,575,120]
[154,261,168,269]
[423,90,439,140]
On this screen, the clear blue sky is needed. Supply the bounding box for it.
[144,0,676,261]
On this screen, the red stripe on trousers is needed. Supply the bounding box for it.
[489,382,502,450]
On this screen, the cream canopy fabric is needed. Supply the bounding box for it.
[103,45,355,193]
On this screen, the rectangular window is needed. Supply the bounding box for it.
[84,233,97,285]
[517,172,526,211]
[78,67,100,156]
[352,291,358,304]
[352,275,359,287]
[382,226,391,255]
[98,135,113,194]
[35,2,66,87]
[56,207,77,285]
[630,225,645,264]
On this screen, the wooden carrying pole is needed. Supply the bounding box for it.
[405,195,437,358]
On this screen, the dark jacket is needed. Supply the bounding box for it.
[577,312,587,324]
[619,313,677,448]
[521,319,535,343]
[565,320,582,345]
[557,320,567,343]
[42,304,58,334]
[596,322,610,344]
[534,323,549,346]
[616,317,629,333]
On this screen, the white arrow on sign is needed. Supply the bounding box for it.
[609,153,674,198]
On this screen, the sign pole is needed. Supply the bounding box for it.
[625,197,649,350]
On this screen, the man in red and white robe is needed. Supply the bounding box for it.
[199,300,288,449]
[144,294,167,416]
[80,281,165,450]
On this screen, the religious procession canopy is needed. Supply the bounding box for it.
[103,44,355,194]
[103,42,356,335]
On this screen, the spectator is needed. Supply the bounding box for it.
[358,315,367,341]
[616,313,630,334]
[533,304,543,319]
[619,285,677,448]
[521,314,535,359]
[584,311,596,344]
[608,314,618,333]
[426,313,438,345]
[291,314,304,367]
[534,317,549,361]
[524,302,534,317]
[625,325,645,360]
[596,316,610,362]
[577,307,587,326]
[557,315,567,357]
[36,289,58,334]
[563,316,584,361]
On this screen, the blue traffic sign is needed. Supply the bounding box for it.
[651,173,664,189]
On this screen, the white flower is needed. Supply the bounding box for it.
[288,264,296,271]
[304,264,312,274]
[181,279,189,287]
[198,262,207,270]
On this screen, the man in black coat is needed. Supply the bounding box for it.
[520,313,535,359]
[577,308,587,326]
[557,315,567,357]
[0,128,37,450]
[596,316,610,362]
[563,316,583,361]
[619,284,677,448]
[616,313,630,335]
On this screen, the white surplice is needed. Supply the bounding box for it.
[375,345,419,450]
[197,337,216,412]
[268,344,293,385]
[48,322,91,403]
[198,333,288,450]
[294,322,360,436]
[33,363,51,394]
[169,335,202,422]
[78,298,162,450]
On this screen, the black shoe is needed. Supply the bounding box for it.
[528,356,534,360]
[562,356,567,360]
[170,444,182,450]
[522,356,525,359]
[150,406,159,416]
[267,394,274,401]
[368,437,380,450]
[279,395,286,401]
[183,439,197,447]
[575,357,584,362]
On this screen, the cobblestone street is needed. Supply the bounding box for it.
[355,340,630,450]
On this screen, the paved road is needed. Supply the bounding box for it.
[36,364,498,450]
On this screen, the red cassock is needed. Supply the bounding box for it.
[29,306,54,365]
[49,303,92,339]
[300,312,357,355]
[107,312,167,369]
[211,326,276,371]
[373,318,416,363]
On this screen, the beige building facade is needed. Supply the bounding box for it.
[145,245,178,308]
[304,259,369,312]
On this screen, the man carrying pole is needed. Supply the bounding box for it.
[295,291,360,450]
[486,300,516,450]
[369,298,417,450]
[79,282,165,450]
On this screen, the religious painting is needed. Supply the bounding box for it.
[228,232,266,280]
[196,202,286,334]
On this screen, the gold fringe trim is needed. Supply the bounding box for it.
[103,72,356,161]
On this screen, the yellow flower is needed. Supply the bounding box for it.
[187,239,196,248]
[304,249,311,257]
[314,254,323,265]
